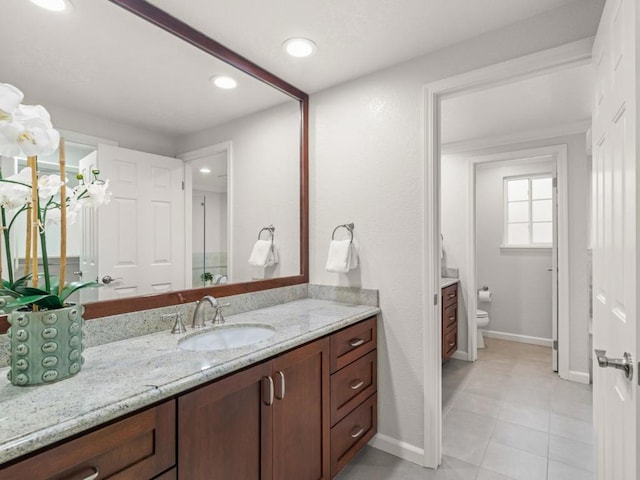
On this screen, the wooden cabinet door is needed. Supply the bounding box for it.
[272,337,330,480]
[178,361,273,480]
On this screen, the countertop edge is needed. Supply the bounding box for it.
[1,304,380,465]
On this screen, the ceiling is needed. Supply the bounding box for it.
[441,64,593,145]
[2,0,601,139]
[148,0,594,93]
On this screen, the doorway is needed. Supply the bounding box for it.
[422,39,593,468]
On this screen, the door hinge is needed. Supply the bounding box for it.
[181,181,185,190]
[434,294,438,306]
[552,177,557,188]
[553,340,558,350]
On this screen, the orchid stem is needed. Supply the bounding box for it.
[1,207,13,285]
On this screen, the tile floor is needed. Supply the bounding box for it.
[336,338,594,480]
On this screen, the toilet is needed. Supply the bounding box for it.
[476,309,490,348]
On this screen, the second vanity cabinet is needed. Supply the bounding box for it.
[179,337,330,480]
[441,282,458,361]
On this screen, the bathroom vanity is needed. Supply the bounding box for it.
[0,297,379,480]
[441,279,459,361]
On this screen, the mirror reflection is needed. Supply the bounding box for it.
[0,0,301,302]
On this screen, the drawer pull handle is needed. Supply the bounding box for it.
[351,426,365,439]
[447,293,456,298]
[448,342,455,347]
[82,467,100,480]
[263,376,274,406]
[448,316,455,321]
[350,380,365,390]
[349,338,365,347]
[276,371,285,400]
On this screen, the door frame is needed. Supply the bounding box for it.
[460,147,568,369]
[422,37,593,467]
[179,141,233,287]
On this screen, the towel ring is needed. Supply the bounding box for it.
[331,223,354,243]
[258,225,275,242]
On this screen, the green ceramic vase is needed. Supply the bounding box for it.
[6,305,85,386]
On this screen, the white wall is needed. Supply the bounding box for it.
[178,100,301,283]
[310,1,600,457]
[476,160,555,340]
[44,102,178,157]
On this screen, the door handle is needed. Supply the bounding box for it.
[594,349,634,381]
[101,275,122,284]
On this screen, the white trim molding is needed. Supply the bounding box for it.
[450,350,470,361]
[567,370,591,385]
[442,120,591,155]
[481,330,553,347]
[423,37,592,469]
[369,434,425,466]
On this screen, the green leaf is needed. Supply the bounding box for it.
[5,294,64,311]
[0,289,21,298]
[14,286,50,297]
[11,274,34,290]
[59,281,100,302]
[2,279,11,289]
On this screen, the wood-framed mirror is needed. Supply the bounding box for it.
[0,0,308,324]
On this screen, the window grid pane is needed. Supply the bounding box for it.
[505,175,553,246]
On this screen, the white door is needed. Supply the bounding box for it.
[90,144,185,300]
[592,1,638,479]
[78,151,99,303]
[551,174,558,372]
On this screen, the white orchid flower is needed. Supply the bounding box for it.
[13,105,60,157]
[0,121,23,157]
[0,167,32,209]
[77,179,111,207]
[45,205,79,227]
[0,83,23,122]
[38,174,65,199]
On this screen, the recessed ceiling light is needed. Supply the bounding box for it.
[283,38,317,58]
[29,0,72,12]
[210,75,237,89]
[199,167,211,174]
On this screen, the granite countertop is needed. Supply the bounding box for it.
[0,298,380,464]
[440,277,459,288]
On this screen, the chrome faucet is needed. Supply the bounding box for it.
[192,295,221,328]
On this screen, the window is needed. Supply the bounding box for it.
[504,175,553,247]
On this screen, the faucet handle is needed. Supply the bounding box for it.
[162,312,187,334]
[212,303,230,325]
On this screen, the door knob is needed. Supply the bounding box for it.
[101,275,122,284]
[594,349,634,381]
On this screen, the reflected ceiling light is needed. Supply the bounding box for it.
[199,167,211,174]
[29,0,72,12]
[283,38,317,58]
[210,75,237,89]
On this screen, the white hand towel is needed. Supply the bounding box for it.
[270,243,280,266]
[325,240,352,273]
[249,240,272,267]
[349,241,359,269]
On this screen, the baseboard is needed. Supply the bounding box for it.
[451,350,470,361]
[368,433,425,466]
[481,330,552,347]
[567,370,591,384]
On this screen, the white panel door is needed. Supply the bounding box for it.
[592,1,638,479]
[93,145,184,300]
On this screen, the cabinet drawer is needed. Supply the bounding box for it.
[443,327,457,360]
[330,317,377,373]
[442,283,458,308]
[331,393,377,478]
[331,351,377,426]
[0,400,176,480]
[443,302,457,331]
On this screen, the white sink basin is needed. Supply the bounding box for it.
[178,324,276,351]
